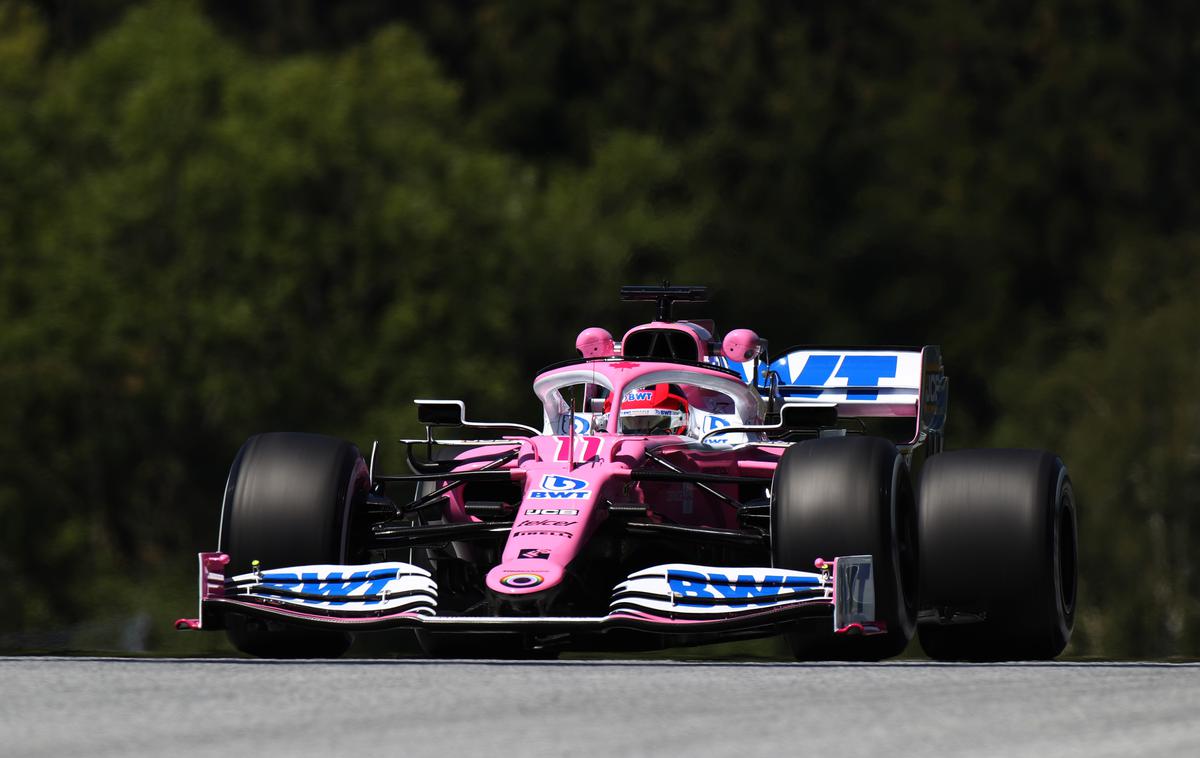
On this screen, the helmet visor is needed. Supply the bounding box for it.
[618,408,687,435]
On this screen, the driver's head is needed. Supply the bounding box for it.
[616,384,689,435]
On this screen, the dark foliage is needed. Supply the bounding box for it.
[1,0,1197,656]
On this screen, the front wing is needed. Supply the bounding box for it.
[176,553,882,637]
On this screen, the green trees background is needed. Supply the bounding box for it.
[1,0,1196,657]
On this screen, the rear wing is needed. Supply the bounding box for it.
[760,346,948,447]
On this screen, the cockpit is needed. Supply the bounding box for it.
[533,361,763,443]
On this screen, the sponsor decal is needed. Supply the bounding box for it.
[517,519,576,527]
[513,530,574,539]
[704,415,731,443]
[523,508,579,516]
[259,568,397,605]
[518,548,550,560]
[668,570,821,607]
[529,474,592,500]
[500,573,544,588]
[786,354,898,400]
[624,390,653,402]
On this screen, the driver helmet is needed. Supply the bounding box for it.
[613,384,689,435]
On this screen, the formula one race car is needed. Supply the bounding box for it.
[178,285,1078,661]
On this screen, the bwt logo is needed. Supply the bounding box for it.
[624,390,653,402]
[668,571,820,607]
[261,569,395,605]
[541,475,587,491]
[705,416,731,440]
[530,474,592,500]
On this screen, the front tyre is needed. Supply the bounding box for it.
[771,436,918,660]
[218,432,369,658]
[917,449,1077,661]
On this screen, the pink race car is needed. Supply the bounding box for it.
[179,285,1077,661]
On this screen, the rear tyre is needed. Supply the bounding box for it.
[917,449,1077,661]
[219,432,369,658]
[771,436,918,661]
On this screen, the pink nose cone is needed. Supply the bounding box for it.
[576,327,615,358]
[722,328,762,362]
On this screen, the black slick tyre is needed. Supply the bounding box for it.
[771,435,918,661]
[917,449,1077,661]
[218,432,369,659]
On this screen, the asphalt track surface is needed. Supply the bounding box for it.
[2,657,1197,758]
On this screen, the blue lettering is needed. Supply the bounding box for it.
[710,573,785,608]
[361,568,397,600]
[836,356,897,400]
[667,572,823,608]
[300,571,368,605]
[259,568,400,606]
[531,490,589,499]
[788,355,840,398]
[668,570,716,601]
[704,416,731,443]
[260,572,300,588]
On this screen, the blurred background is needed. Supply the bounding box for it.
[0,0,1196,658]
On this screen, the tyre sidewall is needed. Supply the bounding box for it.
[918,449,1077,660]
[219,433,368,576]
[217,432,368,658]
[771,436,917,656]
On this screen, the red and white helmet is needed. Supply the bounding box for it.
[613,384,689,436]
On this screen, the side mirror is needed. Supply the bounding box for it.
[415,399,466,427]
[721,328,762,362]
[413,399,541,437]
[698,402,838,442]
